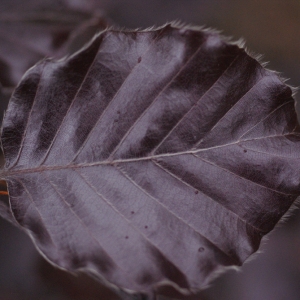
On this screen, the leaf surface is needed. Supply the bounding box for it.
[1,24,300,297]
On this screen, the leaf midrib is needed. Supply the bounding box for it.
[4,133,298,177]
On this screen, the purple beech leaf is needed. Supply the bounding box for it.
[1,24,300,298]
[0,2,108,87]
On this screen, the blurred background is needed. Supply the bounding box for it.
[0,0,300,299]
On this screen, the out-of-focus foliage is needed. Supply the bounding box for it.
[0,0,108,87]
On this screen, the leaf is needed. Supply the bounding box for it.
[0,200,17,226]
[1,24,300,298]
[0,0,108,87]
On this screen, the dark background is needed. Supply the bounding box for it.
[1,1,300,299]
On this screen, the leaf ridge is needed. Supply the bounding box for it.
[192,75,267,150]
[70,29,167,164]
[151,52,242,155]
[44,172,127,274]
[39,33,108,167]
[151,159,265,234]
[108,37,208,159]
[75,168,190,281]
[240,146,300,159]
[15,177,58,249]
[116,164,240,263]
[10,61,46,169]
[238,100,294,140]
[192,153,297,196]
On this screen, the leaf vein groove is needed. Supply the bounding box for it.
[15,177,58,249]
[39,33,109,167]
[239,146,300,160]
[10,61,46,169]
[70,29,167,163]
[238,100,295,140]
[75,167,187,279]
[152,159,265,233]
[152,52,242,155]
[108,37,208,158]
[192,75,267,149]
[43,172,126,274]
[116,163,240,263]
[193,153,297,196]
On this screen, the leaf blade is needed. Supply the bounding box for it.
[2,24,300,297]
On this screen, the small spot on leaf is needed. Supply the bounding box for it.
[195,190,199,194]
[198,247,205,253]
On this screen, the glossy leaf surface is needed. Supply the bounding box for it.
[1,24,300,297]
